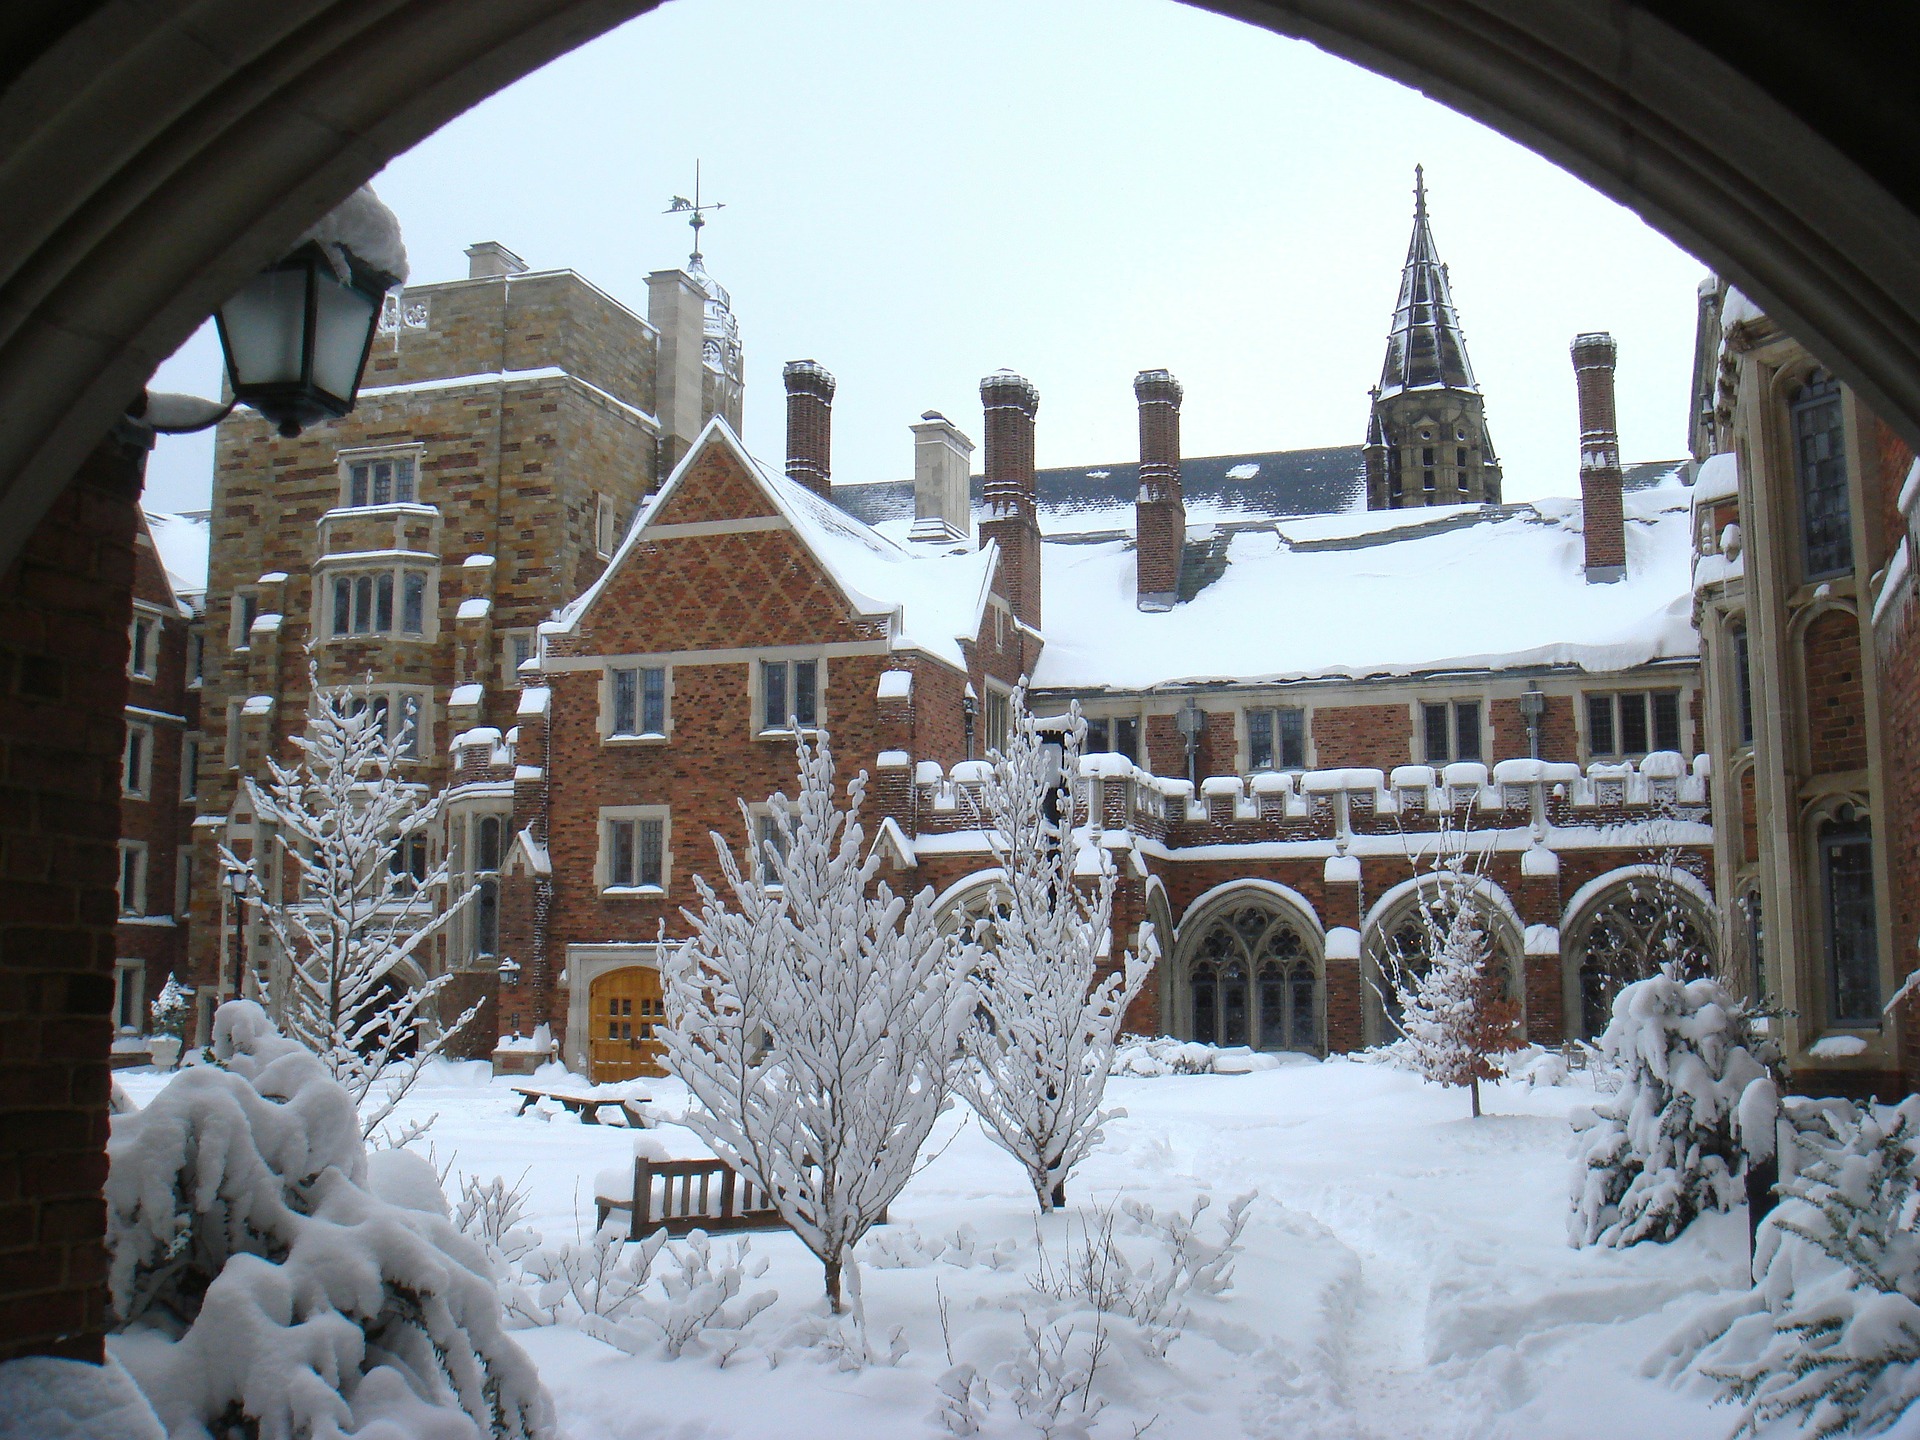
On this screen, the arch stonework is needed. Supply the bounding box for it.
[1169,882,1325,1053]
[1559,865,1717,1039]
[1360,871,1526,1047]
[5,4,1920,572]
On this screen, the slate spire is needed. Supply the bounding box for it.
[1378,165,1479,396]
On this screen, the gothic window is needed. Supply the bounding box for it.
[1731,624,1753,746]
[603,810,667,891]
[1739,887,1765,1000]
[1820,811,1879,1024]
[1792,371,1851,579]
[1586,690,1682,759]
[473,814,503,957]
[1569,878,1713,1038]
[610,665,668,737]
[760,658,821,733]
[341,453,416,508]
[1184,902,1319,1053]
[1422,699,1483,764]
[327,567,431,638]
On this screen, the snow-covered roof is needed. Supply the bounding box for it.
[1032,479,1699,691]
[144,507,210,606]
[559,418,997,671]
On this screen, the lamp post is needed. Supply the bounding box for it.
[1520,685,1546,759]
[1175,695,1205,789]
[222,860,254,1002]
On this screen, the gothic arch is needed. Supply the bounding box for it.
[7,5,1920,572]
[1559,865,1717,1039]
[1171,883,1325,1054]
[1360,872,1524,1046]
[932,869,1012,940]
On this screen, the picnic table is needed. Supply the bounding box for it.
[512,1084,652,1126]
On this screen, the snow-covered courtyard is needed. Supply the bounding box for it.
[115,1054,1781,1439]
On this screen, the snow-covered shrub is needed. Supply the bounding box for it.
[230,664,482,1140]
[663,731,976,1313]
[1111,1035,1219,1077]
[863,1222,1019,1272]
[957,693,1150,1211]
[105,1000,553,1440]
[453,1171,542,1279]
[1568,971,1768,1247]
[515,1224,666,1328]
[146,976,192,1041]
[649,1230,778,1357]
[1664,1096,1920,1436]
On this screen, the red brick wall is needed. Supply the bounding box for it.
[1311,702,1412,771]
[0,428,147,1363]
[1804,608,1868,773]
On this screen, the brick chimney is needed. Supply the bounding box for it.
[1572,333,1625,582]
[1134,369,1185,610]
[977,370,1042,629]
[909,411,974,544]
[783,360,836,500]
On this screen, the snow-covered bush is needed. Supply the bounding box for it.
[146,976,192,1041]
[105,1000,553,1439]
[863,1222,1020,1272]
[663,731,977,1312]
[453,1171,542,1280]
[1568,970,1768,1247]
[1664,1096,1920,1436]
[958,693,1150,1211]
[1111,1034,1219,1077]
[230,664,481,1139]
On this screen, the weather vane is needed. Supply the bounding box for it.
[665,160,724,265]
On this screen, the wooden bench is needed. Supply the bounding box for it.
[596,1156,783,1239]
[512,1085,651,1126]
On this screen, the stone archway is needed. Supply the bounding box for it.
[1172,885,1324,1054]
[1561,867,1716,1039]
[1361,873,1524,1047]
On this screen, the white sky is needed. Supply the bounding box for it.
[143,0,1708,514]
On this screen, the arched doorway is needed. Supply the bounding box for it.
[1174,887,1323,1054]
[587,964,666,1082]
[1562,869,1716,1038]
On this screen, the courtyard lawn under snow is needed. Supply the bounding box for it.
[115,1056,1811,1439]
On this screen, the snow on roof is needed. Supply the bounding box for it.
[1693,452,1739,505]
[143,507,210,603]
[559,418,997,671]
[1033,479,1699,691]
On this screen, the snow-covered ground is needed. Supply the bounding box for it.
[117,1056,1756,1439]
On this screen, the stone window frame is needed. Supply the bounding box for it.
[595,493,620,559]
[1417,696,1485,765]
[188,629,205,689]
[314,556,436,642]
[500,628,537,687]
[598,804,672,896]
[981,678,1014,755]
[755,652,827,739]
[330,685,433,760]
[602,662,672,744]
[128,604,162,680]
[745,801,795,890]
[112,958,144,1034]
[123,719,153,799]
[1580,687,1685,761]
[451,808,511,963]
[229,586,260,651]
[117,839,148,916]
[224,697,244,768]
[1807,798,1882,1031]
[334,443,424,511]
[1243,704,1310,773]
[1083,707,1144,764]
[181,732,201,801]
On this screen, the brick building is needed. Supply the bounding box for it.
[497,328,1714,1081]
[1689,280,1920,1096]
[185,239,744,1050]
[111,508,206,1052]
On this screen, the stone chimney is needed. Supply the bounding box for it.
[977,370,1042,629]
[1134,369,1185,610]
[1572,332,1625,583]
[465,241,528,280]
[909,411,974,544]
[782,360,835,500]
[648,267,710,473]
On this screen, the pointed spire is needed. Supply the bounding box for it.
[1378,167,1478,397]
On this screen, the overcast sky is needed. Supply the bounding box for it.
[144,0,1708,514]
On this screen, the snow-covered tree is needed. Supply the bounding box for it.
[959,692,1150,1211]
[1667,1095,1920,1436]
[1568,969,1769,1247]
[661,732,977,1313]
[146,976,192,1039]
[227,664,480,1139]
[1382,832,1518,1117]
[106,1000,553,1439]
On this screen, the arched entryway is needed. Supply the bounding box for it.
[587,964,666,1082]
[1362,874,1524,1047]
[1173,884,1324,1054]
[1561,867,1716,1039]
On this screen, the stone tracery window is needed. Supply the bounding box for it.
[1185,902,1318,1053]
[1568,876,1713,1038]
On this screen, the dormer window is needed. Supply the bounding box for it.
[343,452,416,508]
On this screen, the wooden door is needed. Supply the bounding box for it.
[588,966,667,1082]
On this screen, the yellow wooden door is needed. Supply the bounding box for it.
[588,966,667,1082]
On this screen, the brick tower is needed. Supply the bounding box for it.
[1364,168,1503,510]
